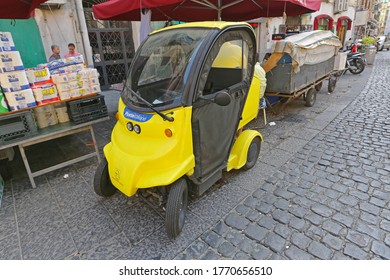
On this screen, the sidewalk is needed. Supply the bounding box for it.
[1,52,388,260]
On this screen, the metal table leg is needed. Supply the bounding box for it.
[18,145,37,189]
[89,125,101,163]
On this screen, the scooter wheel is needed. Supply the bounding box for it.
[305,88,317,107]
[349,59,365,74]
[243,136,261,170]
[93,157,117,197]
[166,178,188,239]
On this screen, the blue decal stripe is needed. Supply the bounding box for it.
[123,108,152,122]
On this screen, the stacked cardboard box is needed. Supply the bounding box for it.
[0,32,36,111]
[52,67,100,100]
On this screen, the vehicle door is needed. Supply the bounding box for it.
[191,27,256,179]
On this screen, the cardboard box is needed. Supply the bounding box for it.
[0,71,30,92]
[4,89,36,111]
[334,52,348,71]
[0,32,16,52]
[0,51,24,73]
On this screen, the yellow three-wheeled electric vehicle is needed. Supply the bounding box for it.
[94,22,264,239]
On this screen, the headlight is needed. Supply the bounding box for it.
[126,122,133,131]
[134,124,141,134]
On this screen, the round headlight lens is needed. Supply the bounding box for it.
[134,124,141,134]
[126,122,133,131]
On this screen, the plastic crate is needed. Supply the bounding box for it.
[0,110,38,145]
[67,94,108,124]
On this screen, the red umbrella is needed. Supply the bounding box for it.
[0,0,48,19]
[92,0,321,22]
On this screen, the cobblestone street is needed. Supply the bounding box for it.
[1,51,389,260]
[177,51,390,260]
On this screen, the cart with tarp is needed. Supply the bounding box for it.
[262,30,344,109]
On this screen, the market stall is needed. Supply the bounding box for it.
[0,30,108,188]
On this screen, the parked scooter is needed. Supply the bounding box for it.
[345,44,366,74]
[346,50,365,74]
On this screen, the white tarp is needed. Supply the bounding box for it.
[271,30,342,72]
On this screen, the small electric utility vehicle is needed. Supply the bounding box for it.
[94,22,264,239]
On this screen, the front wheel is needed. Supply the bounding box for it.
[305,88,317,107]
[349,58,365,74]
[166,178,188,239]
[243,136,261,170]
[94,158,117,197]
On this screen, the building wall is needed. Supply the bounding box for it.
[34,1,86,62]
[265,17,284,52]
[311,2,335,19]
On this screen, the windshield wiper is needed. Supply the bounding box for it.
[123,85,174,122]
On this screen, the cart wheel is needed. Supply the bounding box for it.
[305,88,317,107]
[328,78,336,93]
[166,178,188,239]
[93,157,117,197]
[243,136,261,170]
[315,82,323,92]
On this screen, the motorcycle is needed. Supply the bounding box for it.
[346,50,365,75]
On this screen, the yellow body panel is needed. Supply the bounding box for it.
[227,130,263,171]
[104,99,195,197]
[239,63,262,129]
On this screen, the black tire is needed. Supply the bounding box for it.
[93,157,117,197]
[305,88,317,107]
[166,178,188,239]
[349,58,365,74]
[328,78,336,93]
[315,82,322,92]
[243,136,261,170]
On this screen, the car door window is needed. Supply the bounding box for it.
[198,40,249,98]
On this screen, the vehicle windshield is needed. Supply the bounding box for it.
[123,28,212,108]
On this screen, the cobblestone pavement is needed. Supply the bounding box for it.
[176,51,390,260]
[0,51,388,260]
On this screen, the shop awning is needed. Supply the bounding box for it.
[314,14,334,31]
[0,0,48,19]
[92,0,322,22]
[337,16,352,31]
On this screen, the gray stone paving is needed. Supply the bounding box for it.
[177,51,390,260]
[1,51,389,259]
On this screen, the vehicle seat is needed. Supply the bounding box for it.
[203,42,244,95]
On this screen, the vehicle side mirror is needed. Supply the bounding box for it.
[214,91,231,106]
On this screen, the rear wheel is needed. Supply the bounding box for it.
[305,88,317,107]
[349,58,365,74]
[166,178,188,239]
[243,136,261,170]
[94,158,117,197]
